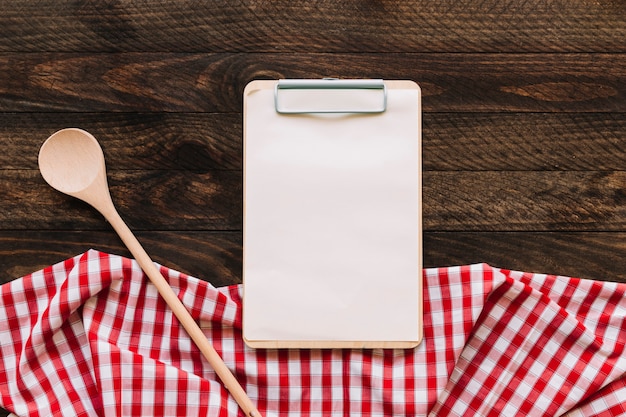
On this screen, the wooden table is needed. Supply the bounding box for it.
[0,2,624,413]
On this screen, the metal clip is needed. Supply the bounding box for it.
[274,79,387,114]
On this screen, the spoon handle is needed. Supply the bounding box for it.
[105,208,262,417]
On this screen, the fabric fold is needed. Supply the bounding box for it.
[428,272,626,416]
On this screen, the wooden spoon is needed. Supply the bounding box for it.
[38,128,261,417]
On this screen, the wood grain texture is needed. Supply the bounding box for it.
[0,113,242,170]
[2,231,626,287]
[6,169,626,232]
[0,231,242,287]
[423,113,626,171]
[423,232,626,282]
[0,1,624,53]
[424,171,626,231]
[1,113,624,172]
[0,53,623,112]
[5,170,241,230]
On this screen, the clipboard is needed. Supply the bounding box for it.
[242,79,422,349]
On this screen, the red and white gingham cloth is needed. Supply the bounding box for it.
[1,249,626,416]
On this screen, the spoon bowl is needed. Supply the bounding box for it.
[39,128,104,195]
[39,128,114,217]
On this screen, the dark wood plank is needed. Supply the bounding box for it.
[424,232,626,283]
[0,113,242,171]
[424,171,626,231]
[6,169,626,232]
[1,112,624,172]
[2,230,626,288]
[0,1,623,53]
[0,231,242,287]
[0,53,623,112]
[4,170,242,230]
[423,113,626,171]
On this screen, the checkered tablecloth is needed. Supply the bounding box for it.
[1,249,626,416]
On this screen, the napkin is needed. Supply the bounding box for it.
[1,249,625,416]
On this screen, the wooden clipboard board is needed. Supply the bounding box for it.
[243,79,422,349]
